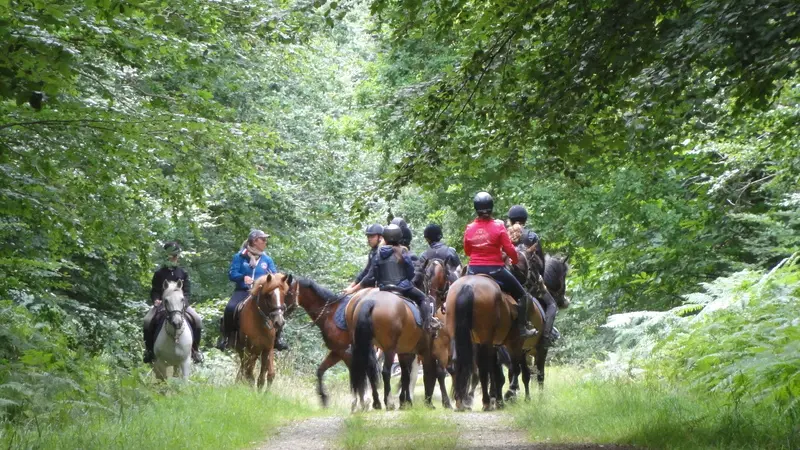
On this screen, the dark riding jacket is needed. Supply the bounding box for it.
[412,242,461,289]
[150,266,191,304]
[362,245,415,291]
[354,246,379,284]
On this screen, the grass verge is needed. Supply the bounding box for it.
[2,382,317,449]
[341,406,458,449]
[511,366,798,450]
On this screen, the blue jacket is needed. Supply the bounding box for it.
[362,245,415,291]
[229,249,278,290]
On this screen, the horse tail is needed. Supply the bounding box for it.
[453,284,474,402]
[350,299,377,394]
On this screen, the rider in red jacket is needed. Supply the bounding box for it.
[464,192,537,338]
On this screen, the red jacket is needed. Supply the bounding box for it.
[464,217,519,266]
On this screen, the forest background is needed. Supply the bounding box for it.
[1,0,798,448]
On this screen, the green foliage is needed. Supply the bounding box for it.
[514,367,799,450]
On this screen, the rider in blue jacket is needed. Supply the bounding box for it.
[217,229,287,351]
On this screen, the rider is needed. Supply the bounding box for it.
[347,224,383,292]
[507,205,557,346]
[143,241,204,364]
[507,205,544,276]
[217,229,288,351]
[359,224,440,332]
[464,192,537,338]
[412,223,462,290]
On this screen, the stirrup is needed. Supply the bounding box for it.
[518,326,538,339]
[192,349,204,364]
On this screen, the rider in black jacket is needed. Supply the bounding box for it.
[412,223,462,289]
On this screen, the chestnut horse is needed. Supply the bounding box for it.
[346,290,446,412]
[234,273,292,390]
[445,275,544,411]
[289,278,381,409]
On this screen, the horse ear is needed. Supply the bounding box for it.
[265,274,272,284]
[162,279,169,291]
[286,274,293,285]
[564,253,571,264]
[176,279,183,290]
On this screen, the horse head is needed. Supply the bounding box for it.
[544,255,570,309]
[423,259,450,310]
[512,245,547,299]
[250,273,291,330]
[162,280,186,329]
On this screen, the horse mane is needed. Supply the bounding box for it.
[250,274,281,296]
[298,277,341,304]
[543,254,569,288]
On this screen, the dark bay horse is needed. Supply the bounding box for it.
[421,259,454,408]
[235,273,292,390]
[346,290,446,412]
[290,278,380,408]
[445,275,544,411]
[506,254,570,399]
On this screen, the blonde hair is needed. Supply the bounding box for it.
[507,222,524,245]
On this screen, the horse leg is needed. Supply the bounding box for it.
[244,352,258,388]
[398,353,415,408]
[257,349,268,391]
[476,344,492,411]
[179,357,192,381]
[316,351,341,408]
[535,344,549,390]
[382,349,397,410]
[491,348,505,410]
[422,355,438,408]
[438,366,452,409]
[153,360,168,381]
[522,358,532,401]
[267,349,276,387]
[504,360,518,402]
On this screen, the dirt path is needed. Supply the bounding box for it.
[258,416,344,450]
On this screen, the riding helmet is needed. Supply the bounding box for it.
[508,205,528,223]
[423,224,443,242]
[473,192,494,215]
[383,224,403,245]
[364,223,384,236]
[163,241,181,256]
[390,217,413,246]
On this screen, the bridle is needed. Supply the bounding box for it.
[514,246,547,298]
[253,284,286,330]
[163,291,187,343]
[291,281,335,331]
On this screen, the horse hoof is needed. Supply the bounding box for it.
[442,401,453,410]
[525,395,531,402]
[320,394,329,408]
[482,403,494,411]
[425,402,435,410]
[373,401,382,410]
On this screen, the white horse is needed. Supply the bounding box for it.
[153,280,193,380]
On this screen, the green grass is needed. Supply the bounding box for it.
[511,366,799,450]
[341,406,458,449]
[2,383,317,449]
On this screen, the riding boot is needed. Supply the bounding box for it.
[516,295,538,339]
[427,298,442,331]
[191,327,204,364]
[274,328,289,351]
[143,323,155,363]
[540,293,558,347]
[215,317,228,351]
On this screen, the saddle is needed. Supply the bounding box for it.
[147,305,196,342]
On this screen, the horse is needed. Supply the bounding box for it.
[421,259,455,409]
[153,280,193,380]
[346,289,447,412]
[445,275,544,411]
[289,278,382,409]
[233,273,292,390]
[505,254,571,400]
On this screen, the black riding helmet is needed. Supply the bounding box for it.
[163,241,181,256]
[383,224,403,245]
[473,192,494,215]
[391,217,413,246]
[424,224,443,242]
[508,205,528,224]
[364,223,384,236]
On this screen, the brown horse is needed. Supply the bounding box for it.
[505,254,570,399]
[346,289,446,412]
[421,259,454,408]
[289,277,381,409]
[445,275,544,411]
[234,273,292,390]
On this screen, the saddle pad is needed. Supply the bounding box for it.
[334,295,422,329]
[334,295,352,330]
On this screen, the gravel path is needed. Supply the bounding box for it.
[257,416,344,450]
